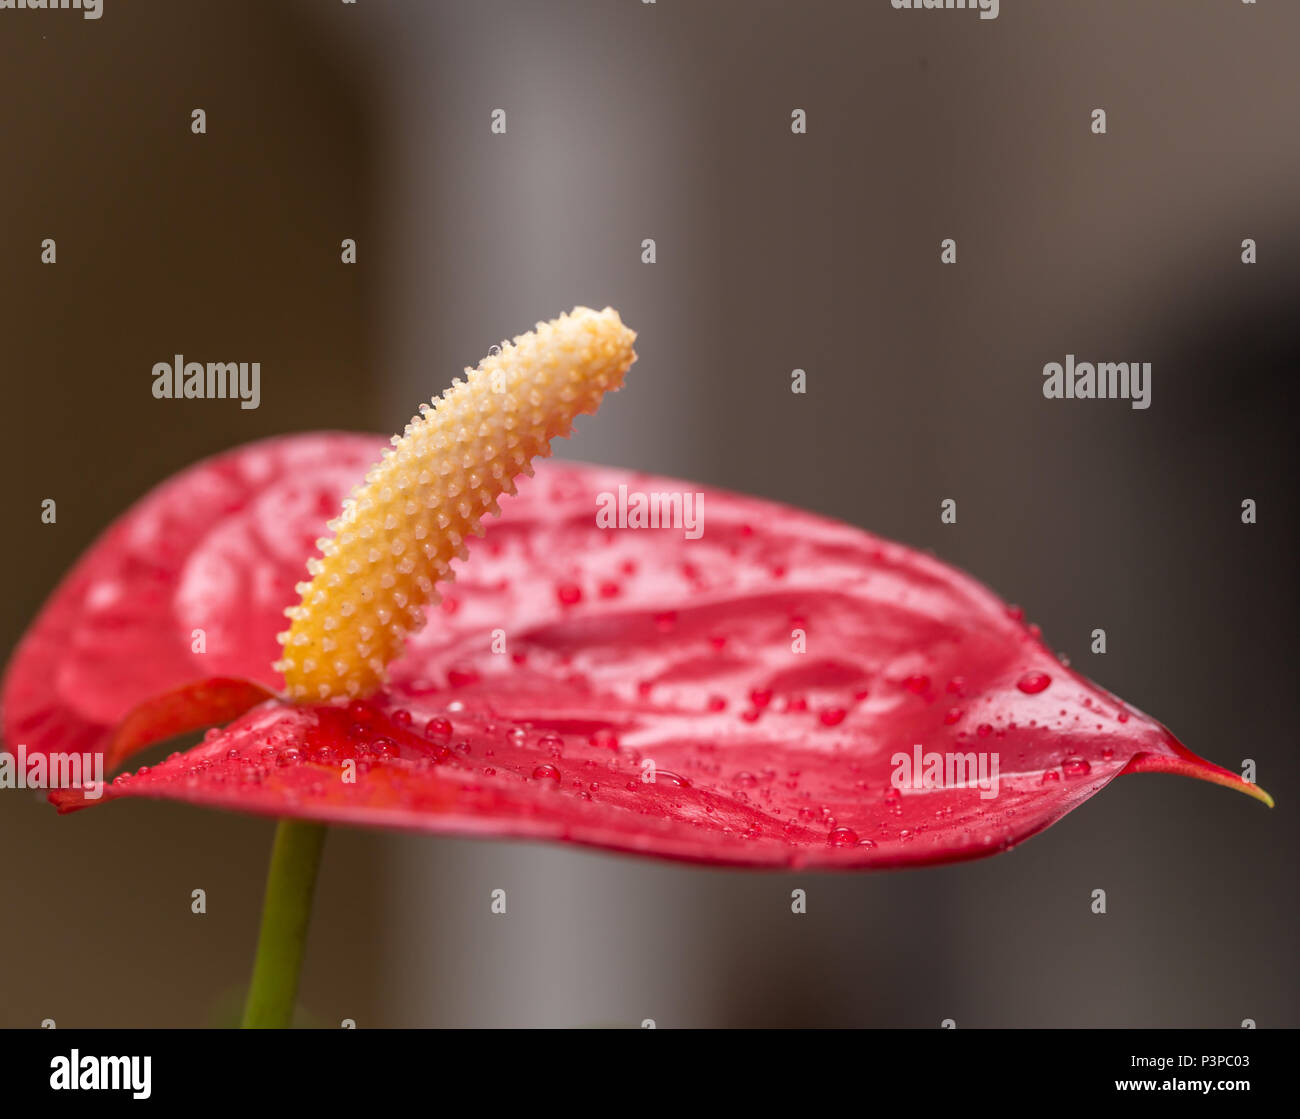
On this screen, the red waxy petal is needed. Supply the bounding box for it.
[2,434,377,758]
[4,435,1269,869]
[103,678,276,771]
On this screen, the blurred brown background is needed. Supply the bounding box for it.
[0,0,1295,1027]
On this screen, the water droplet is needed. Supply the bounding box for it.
[706,695,727,712]
[736,771,758,788]
[537,733,564,755]
[656,770,688,787]
[976,723,992,737]
[827,826,859,847]
[943,707,963,725]
[818,707,847,727]
[1040,770,1060,783]
[749,687,774,709]
[1016,671,1051,694]
[1062,755,1091,777]
[556,582,583,606]
[391,709,412,728]
[589,729,620,750]
[903,674,930,695]
[424,717,452,743]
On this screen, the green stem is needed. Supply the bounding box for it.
[241,819,328,1029]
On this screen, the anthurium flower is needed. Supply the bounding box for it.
[0,305,1269,1026]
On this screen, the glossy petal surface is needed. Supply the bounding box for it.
[3,435,1264,868]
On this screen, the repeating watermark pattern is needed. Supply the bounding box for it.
[595,484,704,540]
[0,744,103,799]
[1042,355,1151,410]
[0,0,102,19]
[0,0,1283,1045]
[891,743,1000,800]
[152,356,261,410]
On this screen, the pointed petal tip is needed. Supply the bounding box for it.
[1121,751,1274,808]
[48,789,89,814]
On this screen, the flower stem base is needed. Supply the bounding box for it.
[241,819,327,1028]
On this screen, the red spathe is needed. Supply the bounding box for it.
[0,435,1260,868]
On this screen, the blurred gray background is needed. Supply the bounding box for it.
[0,0,1295,1027]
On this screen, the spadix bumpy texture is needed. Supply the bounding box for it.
[275,306,637,701]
